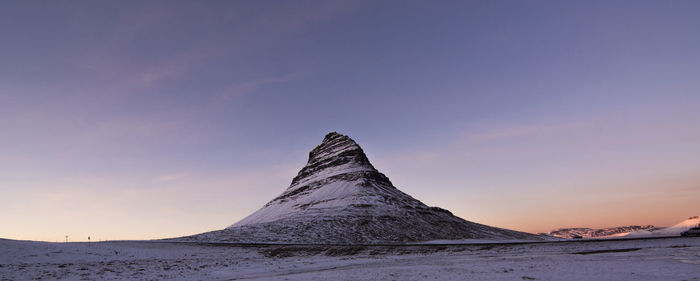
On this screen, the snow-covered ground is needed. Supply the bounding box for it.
[1,237,698,280]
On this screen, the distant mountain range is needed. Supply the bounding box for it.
[177,132,541,244]
[549,225,655,239]
[549,216,700,239]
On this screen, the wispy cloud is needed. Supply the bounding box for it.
[75,1,357,91]
[63,118,181,147]
[217,72,309,101]
[157,173,189,182]
[463,121,597,142]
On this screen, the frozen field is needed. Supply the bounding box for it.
[1,237,698,280]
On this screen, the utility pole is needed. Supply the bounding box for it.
[65,235,68,243]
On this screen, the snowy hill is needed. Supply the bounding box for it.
[627,216,700,237]
[549,225,655,239]
[177,132,541,244]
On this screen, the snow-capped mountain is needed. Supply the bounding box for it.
[627,216,700,237]
[549,225,655,239]
[179,132,541,244]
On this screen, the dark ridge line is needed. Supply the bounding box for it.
[149,235,692,248]
[2,235,693,245]
[573,248,642,255]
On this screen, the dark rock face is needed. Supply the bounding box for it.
[290,132,390,187]
[179,132,541,244]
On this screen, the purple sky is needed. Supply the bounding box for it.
[2,1,699,241]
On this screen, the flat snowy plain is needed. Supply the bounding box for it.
[1,237,698,280]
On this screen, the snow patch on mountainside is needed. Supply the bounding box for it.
[627,216,700,237]
[233,179,388,226]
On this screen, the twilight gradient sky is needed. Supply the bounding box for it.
[2,1,699,241]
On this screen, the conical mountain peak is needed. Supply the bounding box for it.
[184,132,542,243]
[290,132,377,186]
